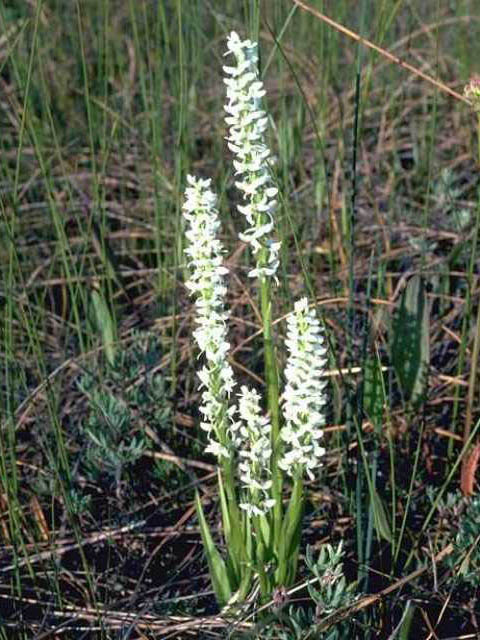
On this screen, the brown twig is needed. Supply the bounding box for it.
[292,0,471,106]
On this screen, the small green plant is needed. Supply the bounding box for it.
[454,495,480,585]
[77,332,172,496]
[305,543,356,619]
[67,487,92,515]
[438,491,480,587]
[248,543,356,639]
[80,383,147,491]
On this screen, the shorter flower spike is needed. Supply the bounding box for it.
[279,298,328,480]
[183,175,236,459]
[230,386,276,516]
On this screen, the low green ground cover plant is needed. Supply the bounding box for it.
[76,332,172,497]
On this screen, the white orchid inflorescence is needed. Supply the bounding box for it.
[280,298,327,479]
[182,31,330,606]
[224,31,281,283]
[230,385,276,516]
[183,175,235,459]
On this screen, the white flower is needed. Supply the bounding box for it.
[279,298,328,479]
[224,31,280,283]
[183,175,236,458]
[230,386,275,516]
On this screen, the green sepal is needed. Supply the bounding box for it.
[195,490,232,607]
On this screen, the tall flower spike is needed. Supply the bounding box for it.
[279,298,328,480]
[230,386,276,516]
[183,175,236,459]
[224,31,281,283]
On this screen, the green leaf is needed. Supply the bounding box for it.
[217,469,241,585]
[371,488,392,543]
[363,355,385,429]
[398,601,414,640]
[234,564,254,602]
[391,275,430,407]
[217,469,231,543]
[224,515,253,607]
[276,477,304,585]
[90,288,116,366]
[258,512,272,552]
[245,512,253,562]
[194,490,232,607]
[254,530,269,597]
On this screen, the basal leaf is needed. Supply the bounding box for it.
[391,275,430,407]
[90,288,116,366]
[195,490,232,607]
[363,354,385,429]
[371,487,392,543]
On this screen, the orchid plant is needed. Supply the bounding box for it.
[183,32,329,608]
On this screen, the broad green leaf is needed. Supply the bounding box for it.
[391,275,430,407]
[254,532,269,596]
[258,512,272,553]
[398,601,414,640]
[282,477,304,551]
[285,516,303,585]
[234,564,254,603]
[217,469,231,545]
[225,515,253,605]
[371,488,392,543]
[194,491,232,607]
[245,513,253,564]
[276,477,304,585]
[90,289,116,366]
[217,469,241,585]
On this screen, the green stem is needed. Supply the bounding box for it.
[259,276,283,550]
[260,277,280,441]
[254,520,269,600]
